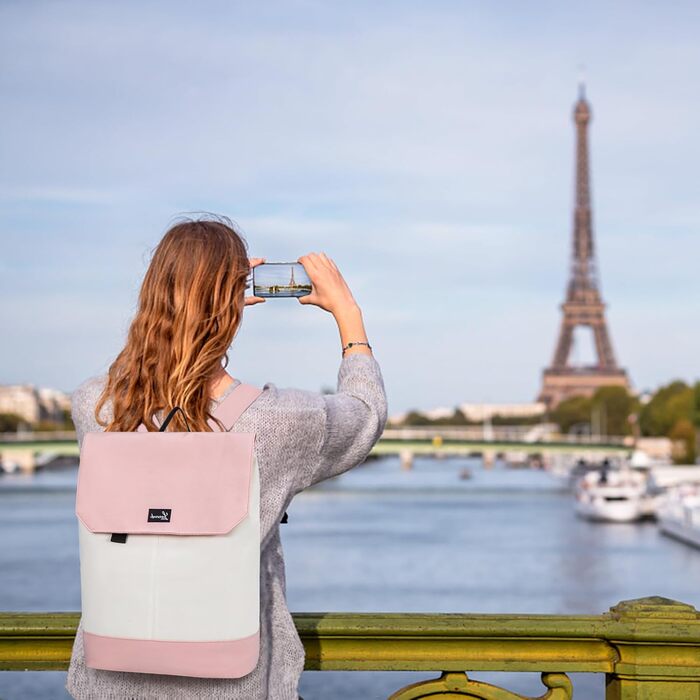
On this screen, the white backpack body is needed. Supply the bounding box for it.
[75,383,263,678]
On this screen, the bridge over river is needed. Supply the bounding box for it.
[375,427,629,469]
[0,425,630,472]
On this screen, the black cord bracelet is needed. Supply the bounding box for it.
[342,341,372,356]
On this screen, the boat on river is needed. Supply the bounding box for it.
[0,455,21,474]
[574,463,655,522]
[657,484,700,549]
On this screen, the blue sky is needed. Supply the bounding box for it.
[1,1,699,414]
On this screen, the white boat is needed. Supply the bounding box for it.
[648,465,700,490]
[0,456,21,474]
[575,466,654,522]
[657,485,700,549]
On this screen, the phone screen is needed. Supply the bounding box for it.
[251,262,312,298]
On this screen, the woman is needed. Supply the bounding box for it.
[65,216,388,700]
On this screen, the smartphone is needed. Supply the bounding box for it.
[251,262,312,298]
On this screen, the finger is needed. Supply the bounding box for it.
[317,253,333,269]
[320,253,339,273]
[299,254,321,271]
[249,257,266,267]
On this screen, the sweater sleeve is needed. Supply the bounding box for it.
[70,375,109,450]
[292,353,388,493]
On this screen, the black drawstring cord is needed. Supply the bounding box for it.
[158,406,192,432]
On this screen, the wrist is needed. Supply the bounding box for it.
[334,304,370,355]
[342,341,372,357]
[333,302,362,322]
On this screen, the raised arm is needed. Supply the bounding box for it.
[290,252,388,491]
[293,353,387,492]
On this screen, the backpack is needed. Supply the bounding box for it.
[75,382,277,679]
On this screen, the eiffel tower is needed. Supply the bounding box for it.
[538,85,631,408]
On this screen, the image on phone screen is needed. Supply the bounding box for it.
[251,262,312,298]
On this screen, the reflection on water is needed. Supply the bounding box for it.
[1,456,698,699]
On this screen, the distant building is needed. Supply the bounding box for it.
[38,387,72,420]
[422,407,455,420]
[0,384,71,425]
[389,402,546,424]
[457,402,546,423]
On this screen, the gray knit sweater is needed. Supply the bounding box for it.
[65,352,388,700]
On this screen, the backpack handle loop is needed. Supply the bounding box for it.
[158,406,192,433]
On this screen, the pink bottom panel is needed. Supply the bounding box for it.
[83,629,260,678]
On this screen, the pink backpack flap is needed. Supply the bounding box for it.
[75,382,264,679]
[76,431,253,535]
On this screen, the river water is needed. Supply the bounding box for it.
[1,455,698,699]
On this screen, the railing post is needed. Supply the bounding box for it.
[605,597,700,699]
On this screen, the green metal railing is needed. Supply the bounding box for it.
[1,597,698,699]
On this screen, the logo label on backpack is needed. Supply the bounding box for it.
[148,508,172,522]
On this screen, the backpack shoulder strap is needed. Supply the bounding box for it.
[208,382,263,432]
[135,382,263,433]
[212,382,286,521]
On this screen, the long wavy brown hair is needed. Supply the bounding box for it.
[95,215,250,432]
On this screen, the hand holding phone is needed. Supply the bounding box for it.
[247,253,359,318]
[296,252,359,316]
